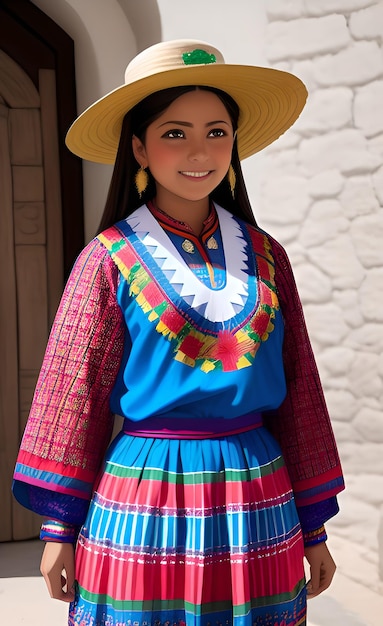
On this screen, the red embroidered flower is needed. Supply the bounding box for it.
[210,330,243,371]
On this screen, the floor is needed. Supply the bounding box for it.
[0,535,381,625]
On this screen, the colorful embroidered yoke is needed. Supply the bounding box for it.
[100,204,282,376]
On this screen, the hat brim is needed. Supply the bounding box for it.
[65,64,307,163]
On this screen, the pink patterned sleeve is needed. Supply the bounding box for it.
[264,236,345,511]
[13,238,125,520]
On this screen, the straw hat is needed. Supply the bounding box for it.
[66,39,307,164]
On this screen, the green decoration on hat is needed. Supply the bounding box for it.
[182,49,217,65]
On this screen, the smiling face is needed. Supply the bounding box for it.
[132,89,235,221]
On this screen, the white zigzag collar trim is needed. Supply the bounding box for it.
[125,203,249,323]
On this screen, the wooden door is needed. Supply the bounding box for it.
[0,0,83,541]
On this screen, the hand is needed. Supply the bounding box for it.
[304,542,336,599]
[40,542,76,602]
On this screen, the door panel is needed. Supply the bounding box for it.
[0,0,83,540]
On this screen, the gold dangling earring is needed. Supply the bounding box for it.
[227,164,236,199]
[135,166,149,198]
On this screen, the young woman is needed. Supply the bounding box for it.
[13,39,344,626]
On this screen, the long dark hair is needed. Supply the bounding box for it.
[98,85,257,233]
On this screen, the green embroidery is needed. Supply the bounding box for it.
[182,49,216,65]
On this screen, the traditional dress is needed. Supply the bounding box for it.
[13,203,344,626]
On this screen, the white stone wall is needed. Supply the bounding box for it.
[157,2,383,593]
[257,0,383,593]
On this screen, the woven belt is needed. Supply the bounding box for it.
[122,411,263,439]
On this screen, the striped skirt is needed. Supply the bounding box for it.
[69,425,306,626]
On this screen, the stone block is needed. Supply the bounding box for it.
[314,41,382,87]
[291,59,318,92]
[308,170,344,198]
[303,302,349,346]
[351,214,383,268]
[340,175,380,219]
[349,360,383,394]
[354,406,383,442]
[332,421,364,444]
[363,395,383,413]
[305,0,374,15]
[339,442,383,474]
[372,166,383,204]
[354,80,383,137]
[263,223,300,247]
[265,129,300,152]
[283,241,307,266]
[266,0,305,21]
[333,289,365,329]
[296,87,353,134]
[369,134,383,157]
[266,15,350,61]
[350,3,383,39]
[298,129,381,175]
[317,346,355,377]
[325,388,359,421]
[308,234,365,289]
[299,199,349,247]
[334,511,379,555]
[293,262,332,303]
[343,474,383,508]
[261,149,301,179]
[323,374,354,391]
[359,268,383,322]
[378,352,383,379]
[346,323,383,353]
[260,174,310,224]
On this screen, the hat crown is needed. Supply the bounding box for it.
[124,39,225,85]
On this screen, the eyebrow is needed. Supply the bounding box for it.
[157,119,231,128]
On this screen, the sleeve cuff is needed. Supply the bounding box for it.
[298,496,339,534]
[40,519,78,543]
[303,524,327,547]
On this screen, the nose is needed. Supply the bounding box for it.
[188,138,208,162]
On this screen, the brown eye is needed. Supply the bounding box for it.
[208,128,227,137]
[162,129,185,139]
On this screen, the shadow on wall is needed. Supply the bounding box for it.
[119,0,162,51]
[30,0,162,110]
[29,0,162,240]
